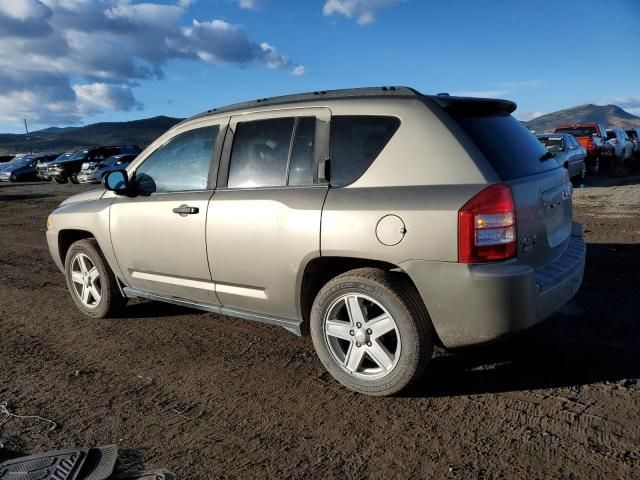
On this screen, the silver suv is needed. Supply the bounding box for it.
[46,87,586,396]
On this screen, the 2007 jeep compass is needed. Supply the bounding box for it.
[46,87,585,396]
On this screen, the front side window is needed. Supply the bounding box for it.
[329,116,400,187]
[135,126,218,194]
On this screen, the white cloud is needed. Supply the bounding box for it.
[323,0,402,25]
[451,89,510,98]
[235,0,268,9]
[73,83,143,114]
[513,111,545,122]
[0,0,297,126]
[291,65,305,76]
[597,96,640,117]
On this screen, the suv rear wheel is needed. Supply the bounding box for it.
[64,238,127,318]
[310,268,432,396]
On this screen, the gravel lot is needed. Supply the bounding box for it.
[1,171,639,479]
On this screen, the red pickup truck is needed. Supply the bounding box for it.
[554,123,615,174]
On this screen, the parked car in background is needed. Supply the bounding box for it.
[554,123,614,173]
[624,128,640,159]
[606,128,633,164]
[536,133,587,180]
[46,87,585,396]
[36,152,73,179]
[77,154,138,184]
[40,146,141,183]
[0,153,59,182]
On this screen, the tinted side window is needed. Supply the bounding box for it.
[288,117,315,186]
[228,118,295,188]
[330,116,400,187]
[135,126,218,194]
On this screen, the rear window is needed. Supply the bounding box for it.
[330,116,400,187]
[626,130,637,139]
[606,131,616,140]
[451,113,559,180]
[555,126,597,138]
[538,136,564,152]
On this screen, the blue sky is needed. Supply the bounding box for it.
[0,0,638,133]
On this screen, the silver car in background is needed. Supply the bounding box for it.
[606,128,634,164]
[45,87,586,396]
[536,133,587,179]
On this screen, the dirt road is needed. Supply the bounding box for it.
[1,175,639,479]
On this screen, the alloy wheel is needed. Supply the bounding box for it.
[70,253,102,308]
[323,293,401,380]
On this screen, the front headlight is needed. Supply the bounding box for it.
[47,216,52,230]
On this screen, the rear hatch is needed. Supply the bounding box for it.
[443,100,573,269]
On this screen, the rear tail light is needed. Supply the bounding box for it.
[458,183,516,263]
[586,138,596,152]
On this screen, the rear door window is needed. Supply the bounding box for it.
[228,118,295,188]
[329,116,400,187]
[287,117,316,186]
[451,112,559,180]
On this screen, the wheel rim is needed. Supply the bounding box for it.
[323,293,401,380]
[70,253,101,308]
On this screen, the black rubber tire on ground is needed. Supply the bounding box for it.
[64,238,127,318]
[310,268,433,396]
[69,174,80,184]
[590,157,600,175]
[51,176,66,184]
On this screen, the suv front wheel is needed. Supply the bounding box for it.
[64,239,127,318]
[310,268,432,396]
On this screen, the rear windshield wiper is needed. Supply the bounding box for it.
[539,151,555,162]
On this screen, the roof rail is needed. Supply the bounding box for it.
[202,86,422,116]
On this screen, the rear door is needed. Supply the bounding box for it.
[451,112,572,268]
[206,107,330,320]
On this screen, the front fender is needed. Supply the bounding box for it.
[46,197,124,283]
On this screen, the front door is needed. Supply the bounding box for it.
[207,108,330,320]
[110,119,227,304]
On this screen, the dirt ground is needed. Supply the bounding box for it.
[1,171,639,479]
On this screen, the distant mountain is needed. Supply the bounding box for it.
[0,115,183,154]
[525,104,640,133]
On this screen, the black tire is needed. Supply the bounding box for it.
[310,268,433,396]
[64,238,127,318]
[580,161,587,180]
[51,176,66,184]
[590,157,600,175]
[69,174,80,184]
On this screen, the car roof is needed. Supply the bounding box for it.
[182,86,517,124]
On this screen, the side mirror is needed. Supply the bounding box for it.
[103,169,130,195]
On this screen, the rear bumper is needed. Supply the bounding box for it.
[400,222,585,348]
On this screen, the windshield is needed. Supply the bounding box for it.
[555,126,597,138]
[538,136,564,152]
[450,112,559,180]
[14,156,34,166]
[67,149,89,161]
[53,152,73,162]
[606,131,616,140]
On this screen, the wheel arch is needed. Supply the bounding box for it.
[298,255,440,344]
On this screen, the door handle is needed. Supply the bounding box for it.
[172,205,199,215]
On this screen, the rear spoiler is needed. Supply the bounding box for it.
[426,95,517,116]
